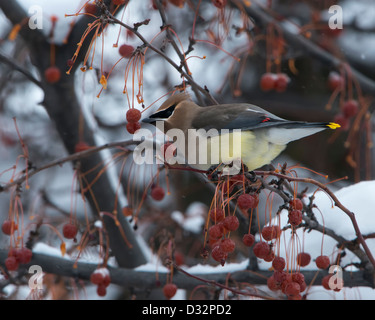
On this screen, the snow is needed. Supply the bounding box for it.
[186,259,249,275]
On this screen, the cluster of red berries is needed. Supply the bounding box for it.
[328,71,359,131]
[321,273,343,291]
[288,198,303,227]
[5,247,33,271]
[267,269,306,299]
[126,108,141,134]
[90,267,111,297]
[260,72,290,92]
[207,207,240,265]
[269,251,335,295]
[208,192,259,261]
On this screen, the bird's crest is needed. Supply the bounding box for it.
[158,92,192,111]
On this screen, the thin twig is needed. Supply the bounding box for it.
[106,10,218,105]
[0,51,42,88]
[0,139,136,193]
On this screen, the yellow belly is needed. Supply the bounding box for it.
[190,130,286,172]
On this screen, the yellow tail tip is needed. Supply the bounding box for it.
[327,122,341,129]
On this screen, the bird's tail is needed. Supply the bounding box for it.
[265,122,340,145]
[272,121,340,130]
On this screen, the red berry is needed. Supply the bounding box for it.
[208,224,223,239]
[288,209,302,227]
[290,198,303,210]
[342,100,359,118]
[163,283,178,299]
[126,121,141,134]
[292,272,305,286]
[296,252,311,267]
[274,73,290,92]
[272,256,285,271]
[260,73,276,91]
[237,193,258,210]
[223,216,239,232]
[90,272,104,285]
[220,238,235,253]
[102,275,111,287]
[267,275,279,291]
[264,250,275,262]
[292,273,306,292]
[85,3,98,14]
[261,225,281,241]
[284,282,300,296]
[327,71,344,91]
[253,241,270,259]
[211,0,227,9]
[242,233,255,247]
[16,247,32,264]
[280,273,292,293]
[316,255,330,269]
[208,237,220,248]
[333,113,350,131]
[273,270,287,284]
[91,268,110,286]
[211,245,227,265]
[322,274,332,290]
[150,186,165,201]
[119,44,134,58]
[126,108,141,123]
[44,66,61,84]
[210,208,225,223]
[62,223,78,239]
[5,256,19,271]
[2,220,18,235]
[96,284,107,297]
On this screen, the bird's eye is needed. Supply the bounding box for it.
[150,104,177,119]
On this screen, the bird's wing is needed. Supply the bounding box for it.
[191,103,296,131]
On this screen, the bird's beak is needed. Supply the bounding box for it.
[141,114,167,125]
[141,117,157,124]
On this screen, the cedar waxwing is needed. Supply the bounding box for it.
[143,93,340,173]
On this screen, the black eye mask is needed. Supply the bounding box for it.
[149,104,177,119]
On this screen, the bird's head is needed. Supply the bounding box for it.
[142,92,199,132]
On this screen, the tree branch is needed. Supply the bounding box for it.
[0,51,41,87]
[0,249,372,298]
